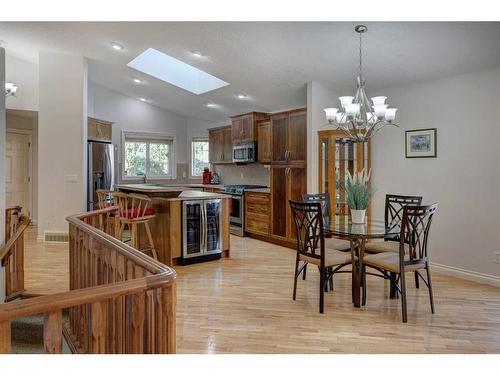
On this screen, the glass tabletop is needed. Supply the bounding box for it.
[324,217,400,239]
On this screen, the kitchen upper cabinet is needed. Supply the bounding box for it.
[209,126,233,164]
[209,128,224,163]
[231,112,269,144]
[257,120,271,163]
[270,165,307,243]
[222,127,233,163]
[270,109,306,165]
[88,117,113,143]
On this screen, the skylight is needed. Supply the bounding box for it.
[127,48,229,95]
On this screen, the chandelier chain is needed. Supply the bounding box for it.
[359,31,363,78]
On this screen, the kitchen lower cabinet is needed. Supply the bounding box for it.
[270,165,307,245]
[244,191,270,236]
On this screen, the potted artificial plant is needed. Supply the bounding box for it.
[345,168,374,224]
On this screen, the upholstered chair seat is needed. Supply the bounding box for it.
[363,252,424,273]
[300,248,352,267]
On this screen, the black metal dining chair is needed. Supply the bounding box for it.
[289,200,352,313]
[363,203,438,322]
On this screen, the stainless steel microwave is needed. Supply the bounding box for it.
[233,141,256,163]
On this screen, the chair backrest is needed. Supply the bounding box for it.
[302,193,332,226]
[96,190,116,209]
[399,203,438,267]
[385,194,423,242]
[289,200,325,265]
[112,192,153,219]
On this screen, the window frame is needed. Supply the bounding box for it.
[121,131,177,181]
[189,135,210,179]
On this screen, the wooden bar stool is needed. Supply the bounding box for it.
[112,192,158,260]
[96,189,120,236]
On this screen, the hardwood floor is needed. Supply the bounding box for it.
[23,226,500,353]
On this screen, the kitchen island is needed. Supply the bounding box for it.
[115,184,231,266]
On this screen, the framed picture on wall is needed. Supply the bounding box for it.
[405,128,437,158]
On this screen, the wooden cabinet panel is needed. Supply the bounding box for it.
[287,167,307,240]
[209,128,224,163]
[244,191,270,236]
[88,117,113,143]
[231,112,269,144]
[288,110,307,164]
[231,117,242,143]
[271,114,288,163]
[271,167,287,238]
[222,127,233,163]
[257,121,271,163]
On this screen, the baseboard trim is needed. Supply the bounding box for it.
[431,262,500,288]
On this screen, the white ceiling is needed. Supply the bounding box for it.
[1,22,500,123]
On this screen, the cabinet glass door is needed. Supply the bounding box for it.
[183,201,203,258]
[205,199,221,253]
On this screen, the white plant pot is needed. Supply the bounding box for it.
[351,209,366,224]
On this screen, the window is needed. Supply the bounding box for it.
[191,137,209,177]
[122,132,176,179]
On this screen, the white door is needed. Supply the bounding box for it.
[5,132,30,216]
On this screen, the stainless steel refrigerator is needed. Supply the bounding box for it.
[87,142,114,211]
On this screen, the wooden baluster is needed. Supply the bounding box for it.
[0,320,11,353]
[127,292,145,353]
[15,235,25,294]
[4,257,12,298]
[163,285,176,354]
[44,310,63,354]
[91,300,107,353]
[144,290,154,354]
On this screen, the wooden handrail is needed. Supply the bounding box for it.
[0,273,173,321]
[0,215,29,263]
[0,206,177,354]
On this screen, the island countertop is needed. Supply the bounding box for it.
[115,184,229,200]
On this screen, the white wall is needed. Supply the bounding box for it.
[370,67,500,278]
[38,52,88,237]
[306,81,339,192]
[0,48,6,302]
[5,55,38,111]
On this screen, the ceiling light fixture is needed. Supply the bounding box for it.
[324,25,399,142]
[139,97,147,102]
[237,93,247,99]
[133,78,142,84]
[5,82,18,97]
[191,50,203,57]
[111,42,124,51]
[206,102,216,108]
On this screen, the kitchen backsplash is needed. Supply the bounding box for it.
[212,163,270,186]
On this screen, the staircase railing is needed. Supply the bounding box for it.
[0,206,177,354]
[1,213,30,302]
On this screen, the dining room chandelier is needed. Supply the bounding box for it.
[324,25,398,142]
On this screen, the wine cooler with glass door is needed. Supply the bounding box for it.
[180,199,222,264]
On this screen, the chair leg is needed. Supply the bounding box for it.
[426,263,435,314]
[329,267,334,291]
[400,271,408,323]
[414,271,420,289]
[131,223,138,249]
[351,267,355,303]
[302,264,307,280]
[118,222,125,241]
[144,222,158,260]
[319,268,325,314]
[362,264,367,306]
[292,256,300,300]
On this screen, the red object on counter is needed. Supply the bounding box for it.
[202,170,212,185]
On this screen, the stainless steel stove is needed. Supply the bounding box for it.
[221,184,268,236]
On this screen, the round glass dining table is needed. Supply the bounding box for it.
[323,217,400,307]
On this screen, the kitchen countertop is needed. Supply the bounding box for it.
[245,188,270,194]
[115,184,229,200]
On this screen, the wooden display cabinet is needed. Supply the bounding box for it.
[318,130,371,221]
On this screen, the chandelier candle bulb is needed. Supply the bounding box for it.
[339,96,354,108]
[385,108,398,122]
[324,108,339,122]
[371,96,387,106]
[346,103,361,118]
[374,105,388,119]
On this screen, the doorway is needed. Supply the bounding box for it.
[5,130,32,218]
